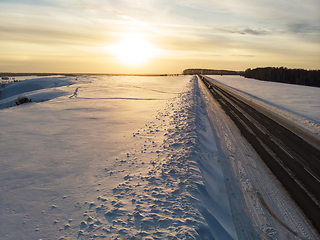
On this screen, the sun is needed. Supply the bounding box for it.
[111,34,157,65]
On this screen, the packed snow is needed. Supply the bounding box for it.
[0,75,319,239]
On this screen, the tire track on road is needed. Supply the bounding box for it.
[199,75,320,234]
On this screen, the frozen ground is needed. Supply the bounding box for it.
[0,75,319,239]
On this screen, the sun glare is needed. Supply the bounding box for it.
[110,34,157,65]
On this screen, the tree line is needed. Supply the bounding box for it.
[183,69,243,75]
[244,67,320,87]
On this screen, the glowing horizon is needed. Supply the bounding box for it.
[0,0,319,74]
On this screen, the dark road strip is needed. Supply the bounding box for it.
[199,75,320,234]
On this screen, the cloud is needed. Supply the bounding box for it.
[0,25,108,46]
[287,23,320,34]
[241,28,268,36]
[218,27,269,36]
[231,54,255,58]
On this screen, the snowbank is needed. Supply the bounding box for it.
[0,77,75,109]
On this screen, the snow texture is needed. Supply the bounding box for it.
[0,76,74,109]
[0,75,319,239]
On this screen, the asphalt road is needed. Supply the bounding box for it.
[199,75,320,234]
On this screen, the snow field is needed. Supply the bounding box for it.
[66,76,215,239]
[1,74,319,239]
[0,75,236,239]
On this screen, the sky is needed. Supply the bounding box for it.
[0,0,319,74]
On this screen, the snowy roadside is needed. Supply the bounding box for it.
[199,76,319,239]
[67,75,238,239]
[0,75,237,239]
[205,75,320,141]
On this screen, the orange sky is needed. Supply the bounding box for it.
[0,0,319,74]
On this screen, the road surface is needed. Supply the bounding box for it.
[199,75,320,234]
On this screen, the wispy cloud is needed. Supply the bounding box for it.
[219,27,270,36]
[241,28,268,36]
[287,23,320,34]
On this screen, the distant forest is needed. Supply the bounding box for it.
[244,67,320,87]
[183,67,320,88]
[183,69,243,75]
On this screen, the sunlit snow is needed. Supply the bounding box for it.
[0,75,318,239]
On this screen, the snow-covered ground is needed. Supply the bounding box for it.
[0,75,65,83]
[206,75,320,137]
[0,75,319,239]
[0,76,72,109]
